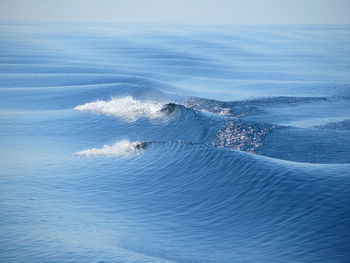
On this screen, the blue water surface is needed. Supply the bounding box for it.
[1,23,350,263]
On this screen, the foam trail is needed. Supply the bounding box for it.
[74,96,165,121]
[75,139,144,157]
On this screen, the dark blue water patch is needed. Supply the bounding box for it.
[257,126,350,164]
[242,96,350,129]
[313,119,350,130]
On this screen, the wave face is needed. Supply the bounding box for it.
[1,23,350,263]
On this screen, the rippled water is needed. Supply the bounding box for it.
[1,23,350,262]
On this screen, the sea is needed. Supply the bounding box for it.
[1,22,350,263]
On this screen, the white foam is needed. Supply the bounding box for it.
[74,96,165,121]
[75,139,143,157]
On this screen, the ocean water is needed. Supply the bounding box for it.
[1,23,350,263]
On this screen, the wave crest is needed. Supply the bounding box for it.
[75,139,145,157]
[74,96,166,121]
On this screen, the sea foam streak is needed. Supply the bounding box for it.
[74,96,165,121]
[75,139,144,157]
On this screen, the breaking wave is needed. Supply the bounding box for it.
[75,139,146,157]
[74,96,167,121]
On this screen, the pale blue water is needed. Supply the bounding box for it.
[1,23,350,262]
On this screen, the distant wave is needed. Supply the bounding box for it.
[75,139,146,157]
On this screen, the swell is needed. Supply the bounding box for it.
[0,73,177,92]
[76,137,350,170]
[76,140,350,262]
[73,95,350,164]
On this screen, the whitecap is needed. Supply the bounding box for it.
[75,139,144,157]
[74,96,165,121]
